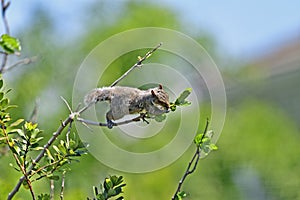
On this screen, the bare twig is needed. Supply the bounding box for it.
[60,171,66,200]
[0,0,10,72]
[1,0,10,34]
[2,56,37,73]
[29,99,39,123]
[50,180,54,200]
[171,119,210,200]
[110,42,162,87]
[77,114,148,128]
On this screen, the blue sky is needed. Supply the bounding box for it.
[7,0,300,60]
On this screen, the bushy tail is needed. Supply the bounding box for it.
[84,87,111,105]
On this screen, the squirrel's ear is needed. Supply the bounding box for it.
[158,84,163,89]
[151,90,156,97]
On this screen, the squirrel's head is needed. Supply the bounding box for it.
[149,84,170,114]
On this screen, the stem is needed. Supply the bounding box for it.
[50,180,54,200]
[77,114,146,128]
[60,171,66,200]
[110,42,162,87]
[171,119,210,199]
[0,0,10,72]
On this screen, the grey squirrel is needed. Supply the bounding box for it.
[84,84,170,129]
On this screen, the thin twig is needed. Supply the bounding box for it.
[77,114,147,128]
[50,180,54,200]
[1,0,10,34]
[29,99,39,123]
[2,56,37,73]
[0,0,10,72]
[110,42,162,87]
[171,119,210,199]
[60,171,66,200]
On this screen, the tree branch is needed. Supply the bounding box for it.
[2,56,37,73]
[77,113,149,128]
[110,42,162,87]
[171,119,210,199]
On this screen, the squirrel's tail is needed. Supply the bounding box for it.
[84,87,111,105]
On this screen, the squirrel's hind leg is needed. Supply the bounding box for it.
[106,111,116,129]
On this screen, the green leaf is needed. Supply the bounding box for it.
[10,119,24,127]
[194,133,204,145]
[176,191,187,199]
[169,103,176,111]
[0,34,21,54]
[0,92,4,100]
[53,145,60,154]
[0,79,3,90]
[24,121,38,131]
[107,188,116,197]
[154,114,166,122]
[104,178,113,190]
[46,149,54,161]
[175,88,192,106]
[47,174,59,181]
[0,98,8,107]
[209,143,218,150]
[37,194,51,200]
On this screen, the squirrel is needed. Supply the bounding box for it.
[84,84,170,129]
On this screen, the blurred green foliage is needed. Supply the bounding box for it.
[0,1,299,200]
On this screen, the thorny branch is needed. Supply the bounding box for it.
[171,119,210,200]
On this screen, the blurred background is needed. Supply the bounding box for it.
[1,0,300,199]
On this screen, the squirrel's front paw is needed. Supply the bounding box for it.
[107,119,116,129]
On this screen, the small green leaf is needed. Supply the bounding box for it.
[175,88,192,106]
[22,180,30,190]
[107,188,116,197]
[47,174,59,181]
[104,178,113,190]
[53,145,60,154]
[154,114,166,122]
[37,194,51,200]
[170,103,176,111]
[24,121,38,131]
[10,119,24,127]
[0,92,4,100]
[210,143,218,150]
[0,79,3,90]
[0,34,21,54]
[46,149,54,161]
[0,98,8,107]
[194,133,204,145]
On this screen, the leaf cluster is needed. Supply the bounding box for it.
[88,175,126,200]
[0,76,87,193]
[0,34,21,54]
[194,130,218,155]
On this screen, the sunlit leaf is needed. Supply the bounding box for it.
[0,34,21,54]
